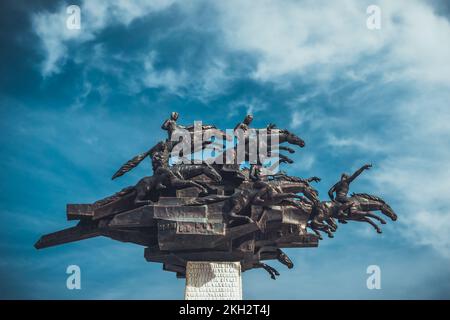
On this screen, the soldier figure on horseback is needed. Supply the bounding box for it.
[328,163,372,220]
[234,114,254,133]
[328,163,372,203]
[161,112,185,140]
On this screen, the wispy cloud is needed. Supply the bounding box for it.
[326,134,387,153]
[32,0,177,76]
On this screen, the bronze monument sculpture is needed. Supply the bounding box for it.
[35,112,397,280]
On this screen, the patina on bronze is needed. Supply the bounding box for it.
[35,112,397,279]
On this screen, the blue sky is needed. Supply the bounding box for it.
[1,0,450,299]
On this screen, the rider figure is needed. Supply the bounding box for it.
[151,146,170,171]
[328,163,372,203]
[150,141,183,190]
[328,163,372,219]
[249,165,286,203]
[161,112,185,140]
[234,114,253,134]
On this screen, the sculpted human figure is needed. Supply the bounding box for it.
[249,165,300,208]
[328,163,372,221]
[328,164,372,203]
[234,114,253,133]
[161,111,185,140]
[328,163,372,203]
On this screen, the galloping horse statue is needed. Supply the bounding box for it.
[307,193,398,239]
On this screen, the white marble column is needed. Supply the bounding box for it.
[184,261,242,300]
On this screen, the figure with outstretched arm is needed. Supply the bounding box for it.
[328,163,372,203]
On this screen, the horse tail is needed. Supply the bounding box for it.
[93,186,134,208]
[111,150,150,180]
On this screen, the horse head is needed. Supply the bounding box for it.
[204,163,223,182]
[350,193,398,222]
[279,129,305,148]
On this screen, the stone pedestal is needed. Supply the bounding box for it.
[184,261,242,300]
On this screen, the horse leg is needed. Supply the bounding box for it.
[323,227,334,238]
[254,262,280,280]
[311,220,334,238]
[195,180,217,194]
[364,212,387,225]
[351,214,382,234]
[170,178,208,195]
[311,220,328,230]
[351,203,389,227]
[362,217,382,233]
[312,224,334,238]
[279,146,295,154]
[279,154,294,164]
[311,229,323,240]
[326,217,338,232]
[308,224,323,240]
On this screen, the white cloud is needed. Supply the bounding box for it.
[226,97,269,119]
[382,0,450,85]
[291,153,316,172]
[216,0,450,86]
[290,108,335,130]
[216,0,382,81]
[326,134,387,153]
[32,0,176,76]
[290,112,303,128]
[367,89,450,258]
[141,51,233,100]
[32,8,90,76]
[143,51,189,95]
[33,0,450,87]
[32,1,236,100]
